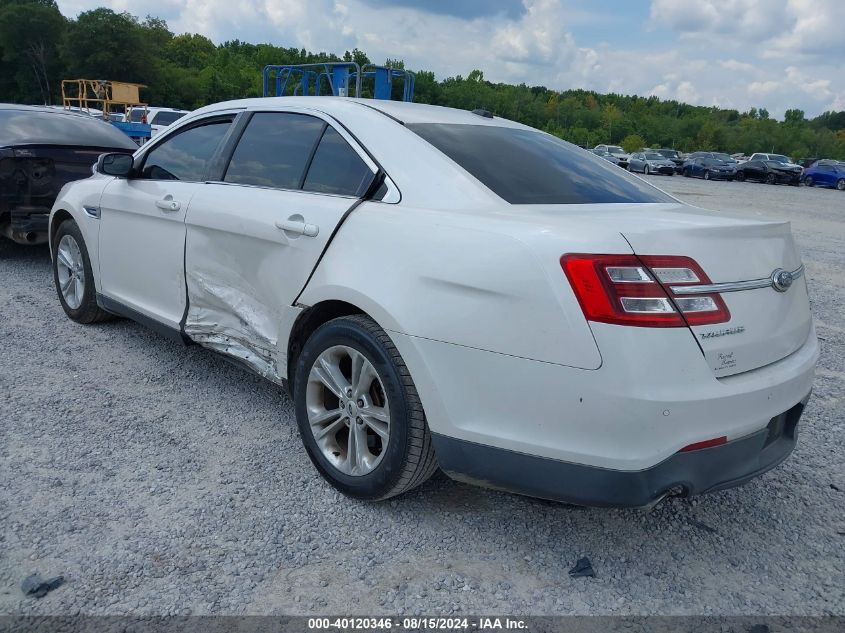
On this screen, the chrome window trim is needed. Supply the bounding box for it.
[670,265,804,295]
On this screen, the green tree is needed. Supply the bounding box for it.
[601,103,622,143]
[621,134,646,153]
[0,0,66,103]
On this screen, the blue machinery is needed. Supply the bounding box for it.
[263,62,414,101]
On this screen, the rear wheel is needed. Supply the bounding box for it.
[52,219,112,324]
[704,170,711,181]
[837,179,845,191]
[736,171,745,182]
[294,315,438,500]
[803,176,814,187]
[766,173,777,185]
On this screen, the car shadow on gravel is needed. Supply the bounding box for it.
[0,240,51,263]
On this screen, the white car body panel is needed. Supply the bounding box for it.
[98,178,196,329]
[49,96,818,504]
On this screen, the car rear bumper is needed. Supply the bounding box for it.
[432,397,807,507]
[0,205,50,244]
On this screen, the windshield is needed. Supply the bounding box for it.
[644,152,663,160]
[408,123,673,205]
[769,154,790,163]
[713,153,733,162]
[128,109,146,122]
[657,150,678,158]
[606,146,624,154]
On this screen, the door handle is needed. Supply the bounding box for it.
[155,197,181,212]
[275,218,319,238]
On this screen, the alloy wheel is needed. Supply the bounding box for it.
[837,179,845,191]
[56,234,85,310]
[305,345,390,476]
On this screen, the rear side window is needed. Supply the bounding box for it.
[141,119,231,181]
[303,126,373,196]
[152,111,186,126]
[408,123,672,204]
[224,113,324,189]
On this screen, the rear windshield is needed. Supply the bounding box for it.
[408,123,673,205]
[0,108,137,148]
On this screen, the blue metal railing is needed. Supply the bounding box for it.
[262,62,414,101]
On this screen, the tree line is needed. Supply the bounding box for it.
[2,0,844,159]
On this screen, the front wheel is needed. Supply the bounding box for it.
[293,315,438,500]
[704,170,711,180]
[766,173,777,185]
[804,176,814,187]
[643,164,650,175]
[683,168,691,178]
[736,171,745,182]
[52,219,112,324]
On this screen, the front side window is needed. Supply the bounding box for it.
[152,111,186,126]
[224,113,325,189]
[140,119,231,181]
[408,123,673,205]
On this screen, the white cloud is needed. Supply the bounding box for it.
[53,0,845,118]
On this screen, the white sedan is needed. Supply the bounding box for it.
[49,97,818,507]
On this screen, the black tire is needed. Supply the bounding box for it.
[727,178,734,182]
[766,173,777,185]
[643,164,650,175]
[804,176,814,187]
[683,168,691,178]
[736,171,745,182]
[837,179,845,191]
[52,219,113,324]
[293,315,438,500]
[704,170,711,181]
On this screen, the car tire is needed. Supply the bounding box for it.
[52,219,113,324]
[704,170,711,181]
[644,164,650,175]
[837,179,845,191]
[736,171,745,182]
[804,176,814,187]
[766,173,777,185]
[683,168,691,178]
[727,178,734,182]
[293,314,438,500]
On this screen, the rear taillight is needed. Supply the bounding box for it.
[560,254,730,328]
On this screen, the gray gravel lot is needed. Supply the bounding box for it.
[1,176,844,616]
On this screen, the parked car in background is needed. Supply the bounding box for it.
[627,151,676,175]
[686,151,738,166]
[591,148,621,166]
[593,144,629,167]
[0,104,137,245]
[802,160,845,190]
[736,159,802,185]
[682,157,736,180]
[127,107,190,136]
[749,153,800,169]
[49,97,816,507]
[654,148,685,172]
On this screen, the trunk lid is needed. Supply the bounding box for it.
[619,207,811,377]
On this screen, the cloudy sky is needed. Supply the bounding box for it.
[55,0,844,119]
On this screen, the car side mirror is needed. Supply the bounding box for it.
[97,153,134,177]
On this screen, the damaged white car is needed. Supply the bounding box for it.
[49,97,817,506]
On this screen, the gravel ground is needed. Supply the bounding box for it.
[1,176,843,616]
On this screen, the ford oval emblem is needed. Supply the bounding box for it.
[771,268,794,292]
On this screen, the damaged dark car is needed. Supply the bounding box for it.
[1,104,136,245]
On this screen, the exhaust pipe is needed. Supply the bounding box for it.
[639,486,686,513]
